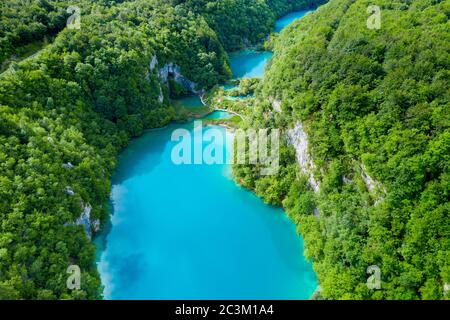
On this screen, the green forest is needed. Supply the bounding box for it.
[0,0,320,299]
[233,0,449,300]
[0,0,448,301]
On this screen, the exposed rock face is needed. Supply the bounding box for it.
[158,86,164,103]
[287,121,320,193]
[342,175,351,184]
[150,55,158,71]
[64,187,75,196]
[360,164,377,192]
[286,122,387,218]
[358,163,386,205]
[310,285,323,300]
[159,62,200,94]
[62,162,75,169]
[76,203,100,239]
[47,136,56,147]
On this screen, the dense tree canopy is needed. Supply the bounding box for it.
[234,0,449,300]
[3,0,446,301]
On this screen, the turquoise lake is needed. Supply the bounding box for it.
[229,50,273,79]
[274,10,311,32]
[173,95,203,109]
[96,9,317,300]
[228,9,313,79]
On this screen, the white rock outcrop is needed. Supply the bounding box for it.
[158,86,164,103]
[358,163,386,205]
[150,55,158,71]
[342,175,352,184]
[287,121,320,193]
[286,121,388,216]
[159,63,200,94]
[62,162,75,169]
[313,208,320,218]
[76,203,100,239]
[47,136,56,147]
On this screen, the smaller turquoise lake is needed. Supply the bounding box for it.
[96,123,317,299]
[229,50,273,79]
[228,10,313,79]
[173,95,204,109]
[274,10,311,32]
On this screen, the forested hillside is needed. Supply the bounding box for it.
[234,0,449,299]
[0,0,319,300]
[0,0,109,68]
[1,0,67,66]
